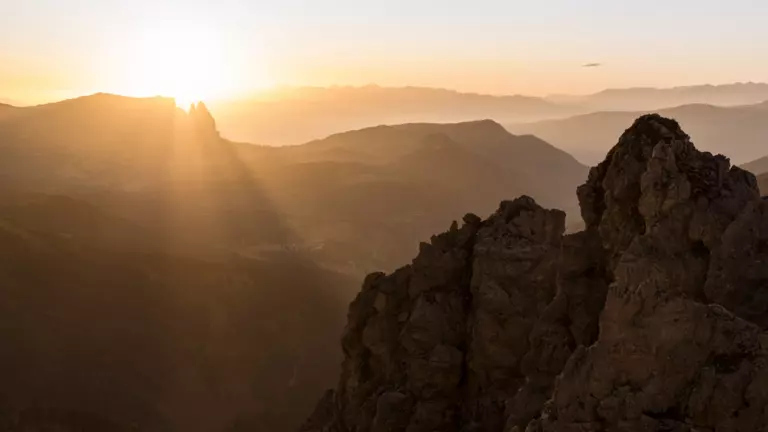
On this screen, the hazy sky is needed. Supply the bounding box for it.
[3,0,768,103]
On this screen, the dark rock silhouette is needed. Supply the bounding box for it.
[302,114,768,432]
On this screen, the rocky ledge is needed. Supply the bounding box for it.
[301,114,768,432]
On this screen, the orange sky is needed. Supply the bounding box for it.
[3,0,768,104]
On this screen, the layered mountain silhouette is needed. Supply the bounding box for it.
[0,93,587,431]
[508,101,768,164]
[205,83,768,147]
[0,93,587,274]
[303,114,768,432]
[207,86,574,146]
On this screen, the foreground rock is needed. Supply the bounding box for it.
[302,114,768,431]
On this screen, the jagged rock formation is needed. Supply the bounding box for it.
[302,114,768,432]
[188,101,219,137]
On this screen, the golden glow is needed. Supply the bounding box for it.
[110,24,266,107]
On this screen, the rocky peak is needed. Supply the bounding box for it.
[188,101,219,137]
[302,114,768,432]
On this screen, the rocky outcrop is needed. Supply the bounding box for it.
[303,114,768,432]
[188,101,219,137]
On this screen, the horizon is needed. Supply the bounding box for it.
[4,0,768,104]
[5,80,768,108]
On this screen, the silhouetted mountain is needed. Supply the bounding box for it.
[0,93,587,431]
[547,82,768,111]
[207,86,575,145]
[508,101,768,164]
[759,173,768,194]
[304,114,768,432]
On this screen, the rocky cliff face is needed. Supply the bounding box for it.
[302,114,768,432]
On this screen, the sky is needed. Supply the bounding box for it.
[3,0,768,104]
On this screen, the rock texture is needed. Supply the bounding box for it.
[302,114,768,432]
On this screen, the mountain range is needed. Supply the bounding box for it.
[204,82,768,146]
[0,93,587,431]
[0,93,588,274]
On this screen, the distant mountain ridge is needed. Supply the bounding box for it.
[509,100,768,164]
[7,82,768,148]
[207,82,768,146]
[208,85,577,146]
[546,82,768,110]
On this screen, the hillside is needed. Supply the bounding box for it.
[508,101,768,164]
[303,114,768,432]
[759,173,768,194]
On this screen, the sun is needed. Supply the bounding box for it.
[112,24,254,107]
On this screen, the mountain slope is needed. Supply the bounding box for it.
[508,101,768,164]
[759,173,768,194]
[303,114,768,432]
[287,119,586,211]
